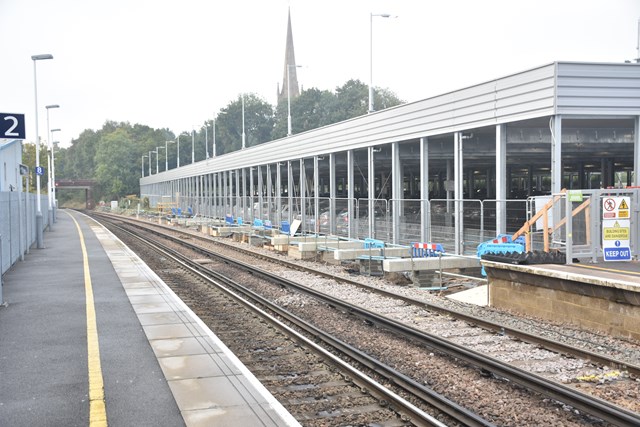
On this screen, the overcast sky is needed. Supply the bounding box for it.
[1,0,639,147]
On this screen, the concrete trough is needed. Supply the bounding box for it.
[333,247,411,260]
[383,256,480,273]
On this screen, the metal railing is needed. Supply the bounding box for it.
[147,189,639,264]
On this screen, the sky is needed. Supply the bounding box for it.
[1,0,639,147]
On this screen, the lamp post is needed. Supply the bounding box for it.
[148,150,155,175]
[204,124,209,159]
[176,135,181,168]
[287,64,302,136]
[50,127,61,223]
[32,53,53,249]
[191,127,195,163]
[45,104,59,228]
[165,140,174,170]
[369,13,394,114]
[241,95,246,149]
[213,111,226,158]
[156,146,165,172]
[212,116,217,158]
[141,154,148,177]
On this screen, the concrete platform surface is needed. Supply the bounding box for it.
[0,209,299,427]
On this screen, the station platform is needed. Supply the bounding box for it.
[0,210,299,427]
[483,259,640,340]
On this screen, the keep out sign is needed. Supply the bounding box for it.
[601,197,631,261]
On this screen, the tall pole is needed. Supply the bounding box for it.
[637,18,640,63]
[241,95,246,149]
[191,128,195,163]
[369,13,393,114]
[287,64,302,137]
[368,13,374,114]
[50,127,60,223]
[45,106,59,229]
[287,66,292,136]
[177,135,180,168]
[141,155,147,177]
[213,116,216,158]
[155,146,161,173]
[148,150,153,175]
[31,53,53,249]
[204,124,209,159]
[165,141,170,171]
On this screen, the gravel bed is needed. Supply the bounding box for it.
[125,217,640,419]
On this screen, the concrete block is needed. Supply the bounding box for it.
[288,245,316,260]
[383,256,480,273]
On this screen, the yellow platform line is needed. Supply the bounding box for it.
[574,263,640,277]
[68,212,108,426]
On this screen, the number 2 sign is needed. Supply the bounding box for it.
[0,113,26,139]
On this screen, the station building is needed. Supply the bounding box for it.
[140,61,640,254]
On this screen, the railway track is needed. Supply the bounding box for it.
[100,216,479,426]
[93,212,640,426]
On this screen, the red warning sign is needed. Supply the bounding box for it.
[603,198,616,211]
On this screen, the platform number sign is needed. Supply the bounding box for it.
[0,113,26,139]
[602,196,631,262]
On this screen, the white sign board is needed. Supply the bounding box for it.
[601,197,631,262]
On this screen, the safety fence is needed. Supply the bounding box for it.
[0,192,49,276]
[145,188,640,262]
[148,192,540,255]
[519,189,639,263]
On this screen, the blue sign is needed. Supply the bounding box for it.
[0,113,26,139]
[603,247,631,261]
[35,166,44,176]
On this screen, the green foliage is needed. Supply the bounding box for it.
[21,142,50,193]
[52,79,403,206]
[214,94,274,155]
[271,79,403,139]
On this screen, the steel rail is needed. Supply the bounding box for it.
[99,212,640,378]
[103,218,476,427]
[98,215,640,427]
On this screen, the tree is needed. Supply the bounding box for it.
[48,78,404,207]
[215,94,274,155]
[271,79,404,139]
[272,88,336,139]
[94,128,138,199]
[20,142,49,193]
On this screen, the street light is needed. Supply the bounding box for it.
[204,123,209,159]
[176,135,181,168]
[369,13,395,114]
[156,146,165,172]
[50,127,61,224]
[191,127,195,163]
[149,150,156,175]
[241,95,246,149]
[165,140,174,170]
[287,64,302,136]
[32,53,53,249]
[141,154,148,177]
[213,111,226,158]
[45,104,60,228]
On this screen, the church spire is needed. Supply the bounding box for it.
[278,8,299,104]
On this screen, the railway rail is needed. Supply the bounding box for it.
[100,216,481,426]
[94,212,640,375]
[92,212,640,426]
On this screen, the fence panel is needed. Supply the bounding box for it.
[1,192,44,275]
